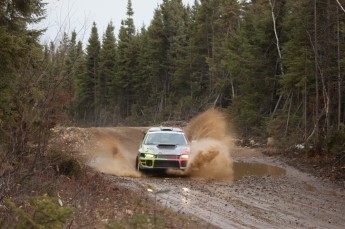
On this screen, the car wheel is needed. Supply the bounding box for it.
[135,157,141,172]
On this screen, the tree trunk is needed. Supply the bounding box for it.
[269,0,285,119]
[337,6,342,130]
[304,73,307,141]
[314,0,319,145]
[285,93,293,137]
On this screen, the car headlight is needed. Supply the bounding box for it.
[180,154,189,159]
[145,154,155,158]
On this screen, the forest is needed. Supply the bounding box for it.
[1,0,345,227]
[1,0,345,157]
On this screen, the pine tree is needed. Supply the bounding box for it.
[185,0,211,99]
[115,0,137,118]
[145,6,172,121]
[274,0,315,144]
[209,0,241,107]
[132,26,153,122]
[0,0,46,154]
[223,0,281,137]
[98,21,117,125]
[64,31,78,97]
[62,31,85,121]
[279,0,345,147]
[159,0,186,115]
[84,22,101,123]
[73,41,88,122]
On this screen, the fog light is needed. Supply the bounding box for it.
[180,154,189,159]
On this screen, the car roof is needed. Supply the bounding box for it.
[147,126,183,133]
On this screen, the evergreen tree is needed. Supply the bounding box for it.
[73,41,88,122]
[273,0,315,145]
[0,0,46,154]
[184,0,202,103]
[131,26,155,123]
[98,21,117,124]
[140,0,192,120]
[161,0,190,117]
[277,0,345,147]
[185,0,210,99]
[64,31,77,97]
[18,0,342,152]
[84,22,101,122]
[63,31,85,121]
[223,0,281,136]
[115,0,137,118]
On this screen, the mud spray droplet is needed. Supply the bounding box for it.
[184,108,234,181]
[88,129,141,178]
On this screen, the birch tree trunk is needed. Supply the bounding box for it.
[268,0,284,119]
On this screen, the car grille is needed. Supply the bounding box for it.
[157,144,176,149]
[156,155,178,159]
[154,160,180,168]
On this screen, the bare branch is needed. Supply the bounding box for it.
[336,0,345,13]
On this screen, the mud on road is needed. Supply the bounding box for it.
[125,148,345,229]
[54,125,345,229]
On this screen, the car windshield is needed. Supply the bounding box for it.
[144,132,188,145]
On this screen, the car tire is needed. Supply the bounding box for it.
[135,157,141,172]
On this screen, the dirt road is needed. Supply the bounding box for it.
[74,127,344,229]
[128,154,345,228]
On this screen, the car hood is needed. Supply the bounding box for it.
[140,144,189,155]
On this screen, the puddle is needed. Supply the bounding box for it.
[234,162,286,180]
[140,162,286,181]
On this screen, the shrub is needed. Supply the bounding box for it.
[105,213,165,229]
[4,195,74,228]
[49,150,82,178]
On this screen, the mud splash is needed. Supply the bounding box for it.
[88,130,140,178]
[84,109,234,180]
[185,108,234,180]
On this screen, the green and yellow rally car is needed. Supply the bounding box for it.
[135,127,190,171]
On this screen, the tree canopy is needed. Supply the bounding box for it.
[2,0,345,152]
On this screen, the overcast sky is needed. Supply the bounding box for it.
[37,0,195,44]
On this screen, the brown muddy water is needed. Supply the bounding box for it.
[142,162,286,182]
[233,162,286,180]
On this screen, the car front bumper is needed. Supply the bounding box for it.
[138,157,188,170]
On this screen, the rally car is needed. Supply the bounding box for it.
[135,127,190,171]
